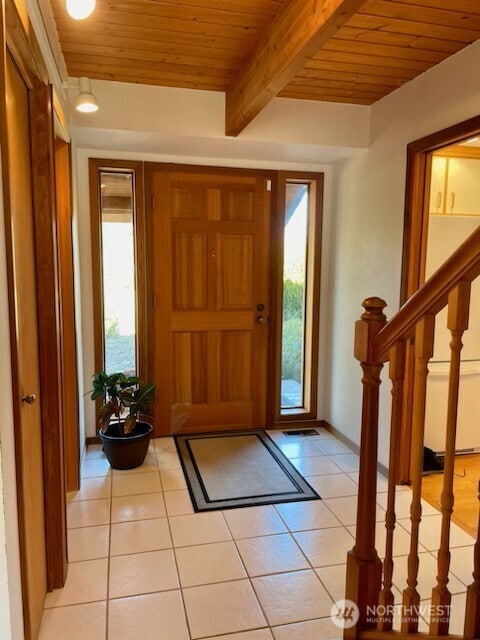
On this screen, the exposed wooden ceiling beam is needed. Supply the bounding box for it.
[225,0,369,136]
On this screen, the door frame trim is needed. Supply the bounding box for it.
[55,138,81,493]
[89,158,147,383]
[0,0,67,630]
[89,160,328,432]
[401,114,480,304]
[399,113,480,482]
[270,171,324,424]
[29,80,68,591]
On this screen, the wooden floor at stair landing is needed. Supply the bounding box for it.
[422,453,480,539]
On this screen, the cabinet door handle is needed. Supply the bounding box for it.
[450,192,455,210]
[436,192,442,209]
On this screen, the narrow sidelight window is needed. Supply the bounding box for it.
[276,174,323,420]
[99,171,137,375]
[281,183,309,408]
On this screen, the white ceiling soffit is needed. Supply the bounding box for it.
[71,126,367,166]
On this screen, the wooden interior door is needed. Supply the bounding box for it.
[151,167,272,434]
[4,54,47,638]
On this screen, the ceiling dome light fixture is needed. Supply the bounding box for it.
[75,77,99,113]
[66,0,96,20]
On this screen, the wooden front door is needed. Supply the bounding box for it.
[4,54,47,639]
[151,167,272,435]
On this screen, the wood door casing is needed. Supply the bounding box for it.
[4,53,47,639]
[151,168,272,434]
[400,115,480,484]
[55,139,80,492]
[29,82,68,591]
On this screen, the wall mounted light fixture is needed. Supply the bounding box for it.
[66,0,96,20]
[75,77,99,113]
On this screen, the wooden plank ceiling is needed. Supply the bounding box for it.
[51,0,480,134]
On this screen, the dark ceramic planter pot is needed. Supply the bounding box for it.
[98,420,153,470]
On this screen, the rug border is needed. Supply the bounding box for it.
[173,429,321,513]
[185,434,308,504]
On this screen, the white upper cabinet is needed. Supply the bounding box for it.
[430,154,480,216]
[446,157,480,215]
[429,156,447,213]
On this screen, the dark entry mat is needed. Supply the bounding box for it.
[174,429,320,512]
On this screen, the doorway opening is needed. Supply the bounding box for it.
[401,116,480,537]
[90,162,325,435]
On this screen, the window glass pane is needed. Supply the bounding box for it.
[100,171,136,375]
[281,183,308,409]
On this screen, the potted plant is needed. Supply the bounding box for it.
[91,371,156,469]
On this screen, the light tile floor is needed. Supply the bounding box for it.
[38,428,475,639]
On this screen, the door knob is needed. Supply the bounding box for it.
[257,316,267,324]
[21,394,37,404]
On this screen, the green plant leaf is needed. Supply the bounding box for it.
[135,383,156,404]
[107,373,120,387]
[91,371,155,424]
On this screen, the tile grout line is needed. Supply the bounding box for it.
[220,510,272,636]
[160,448,195,640]
[105,441,187,637]
[63,432,471,640]
[273,444,387,607]
[105,451,113,640]
[272,502,346,608]
[44,444,184,640]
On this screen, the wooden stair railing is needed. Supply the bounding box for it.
[345,225,480,639]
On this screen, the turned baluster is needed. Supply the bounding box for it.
[401,314,435,634]
[464,480,480,638]
[345,297,386,639]
[430,282,470,636]
[378,340,406,632]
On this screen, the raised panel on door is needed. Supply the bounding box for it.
[172,332,208,405]
[172,233,208,310]
[220,331,252,401]
[171,182,208,219]
[220,187,255,221]
[216,234,253,310]
[152,168,271,434]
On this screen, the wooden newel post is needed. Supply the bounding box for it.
[345,297,387,639]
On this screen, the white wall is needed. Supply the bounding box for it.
[70,80,370,151]
[327,40,480,466]
[0,152,25,640]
